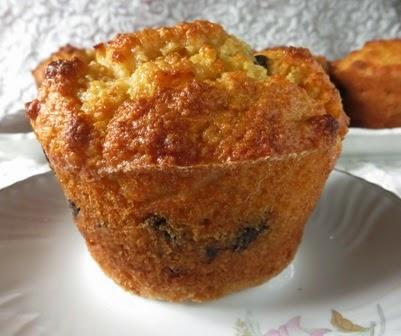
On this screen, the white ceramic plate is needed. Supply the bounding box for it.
[342,128,401,156]
[1,171,401,336]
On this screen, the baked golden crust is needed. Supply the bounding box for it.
[30,22,346,169]
[330,39,401,128]
[75,146,339,302]
[27,21,347,302]
[256,47,348,137]
[32,44,90,87]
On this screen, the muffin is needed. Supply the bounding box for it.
[26,20,347,302]
[32,44,89,87]
[314,55,330,73]
[330,39,401,128]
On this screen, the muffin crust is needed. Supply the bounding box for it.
[32,44,90,87]
[32,21,345,171]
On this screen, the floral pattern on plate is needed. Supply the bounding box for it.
[235,304,385,336]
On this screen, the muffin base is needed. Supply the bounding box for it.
[67,144,340,302]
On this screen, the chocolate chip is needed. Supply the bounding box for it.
[232,220,269,252]
[67,199,80,218]
[203,217,270,261]
[201,218,211,226]
[144,214,175,242]
[144,214,167,229]
[254,54,270,69]
[233,227,260,252]
[206,245,219,262]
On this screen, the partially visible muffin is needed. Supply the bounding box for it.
[330,39,401,128]
[32,44,90,87]
[27,21,347,302]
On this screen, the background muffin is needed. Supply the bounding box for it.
[330,39,401,128]
[32,44,90,87]
[27,21,347,302]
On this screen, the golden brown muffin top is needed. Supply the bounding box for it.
[27,21,346,172]
[32,44,90,87]
[333,39,401,70]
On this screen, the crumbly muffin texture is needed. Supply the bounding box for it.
[32,44,90,87]
[30,21,345,172]
[330,39,401,128]
[27,21,347,302]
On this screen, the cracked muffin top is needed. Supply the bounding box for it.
[27,20,347,172]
